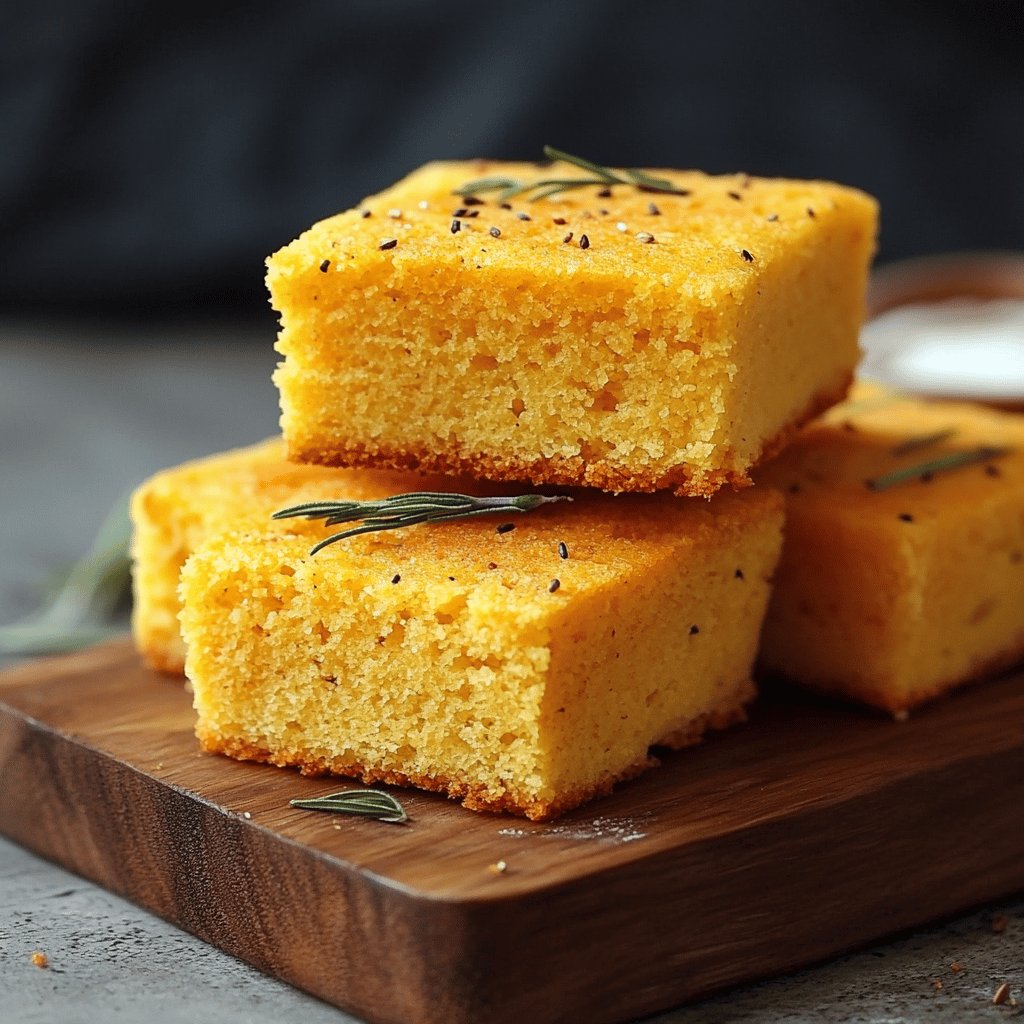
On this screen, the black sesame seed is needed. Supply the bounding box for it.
[499,202,512,210]
[516,212,531,221]
[553,217,567,225]
[487,561,498,570]
[598,208,609,216]
[448,576,456,581]
[319,259,331,273]
[464,209,479,218]
[548,578,561,593]
[647,202,661,215]
[728,191,742,201]
[451,219,461,234]
[497,522,515,534]
[597,187,612,198]
[767,213,779,222]
[579,234,590,249]
[361,209,372,218]
[735,568,744,579]
[379,238,398,250]
[898,513,914,523]
[636,232,655,243]
[453,207,469,217]
[391,574,401,584]
[741,249,754,262]
[807,207,816,218]
[563,232,573,243]
[920,472,934,483]
[489,226,501,238]
[463,196,484,206]
[689,625,700,635]
[558,541,569,560]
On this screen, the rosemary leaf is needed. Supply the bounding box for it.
[274,491,571,554]
[290,789,408,824]
[453,176,522,197]
[867,446,1009,491]
[542,146,621,183]
[890,428,957,456]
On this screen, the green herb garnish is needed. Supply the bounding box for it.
[274,491,571,554]
[454,145,690,202]
[867,447,1009,491]
[0,495,131,656]
[290,789,408,824]
[889,428,957,456]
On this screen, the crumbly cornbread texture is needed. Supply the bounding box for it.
[130,439,460,674]
[268,160,877,496]
[180,488,784,820]
[756,384,1024,713]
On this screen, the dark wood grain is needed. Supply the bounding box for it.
[1,640,1022,1024]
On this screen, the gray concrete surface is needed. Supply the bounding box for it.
[0,325,1021,1023]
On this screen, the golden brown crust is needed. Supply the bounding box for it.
[197,679,756,821]
[285,377,853,498]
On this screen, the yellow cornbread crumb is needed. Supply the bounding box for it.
[756,383,1024,713]
[179,488,784,820]
[130,438,464,674]
[268,160,877,496]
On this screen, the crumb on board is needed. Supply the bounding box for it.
[30,951,48,969]
[950,962,963,973]
[991,913,1009,934]
[242,811,252,820]
[487,860,508,875]
[992,982,1010,1006]
[931,978,943,990]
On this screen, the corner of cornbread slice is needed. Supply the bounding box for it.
[756,383,1024,713]
[129,438,458,674]
[267,160,878,496]
[179,487,784,820]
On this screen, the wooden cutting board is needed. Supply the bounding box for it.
[1,640,1022,1024]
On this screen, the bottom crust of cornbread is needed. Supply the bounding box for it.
[286,379,852,498]
[197,679,755,821]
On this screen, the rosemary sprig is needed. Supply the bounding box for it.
[290,789,408,824]
[455,144,690,202]
[0,495,132,657]
[274,491,571,554]
[867,446,1009,491]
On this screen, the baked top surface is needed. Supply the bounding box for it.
[267,159,877,299]
[757,381,1024,511]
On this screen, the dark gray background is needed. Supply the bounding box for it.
[3,1,1024,320]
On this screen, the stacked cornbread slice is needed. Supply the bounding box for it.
[131,155,882,819]
[269,161,877,497]
[757,384,1024,714]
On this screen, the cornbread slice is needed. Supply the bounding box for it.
[756,384,1024,713]
[268,160,877,496]
[130,439,458,674]
[179,488,784,820]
